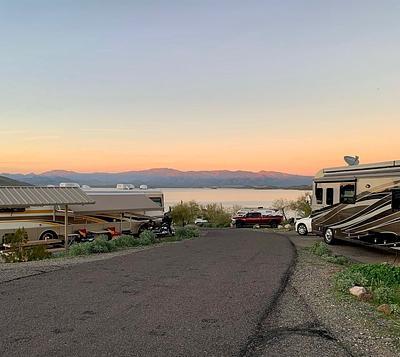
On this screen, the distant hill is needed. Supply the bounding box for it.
[0,175,31,186]
[2,169,312,189]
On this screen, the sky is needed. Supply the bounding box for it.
[0,0,399,175]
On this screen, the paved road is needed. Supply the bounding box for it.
[0,229,294,357]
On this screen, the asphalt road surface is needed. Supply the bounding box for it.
[0,229,295,357]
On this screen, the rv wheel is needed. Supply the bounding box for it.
[297,224,308,236]
[324,228,336,245]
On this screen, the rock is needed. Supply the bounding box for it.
[377,304,391,315]
[277,225,283,229]
[358,292,373,302]
[349,286,367,297]
[284,224,291,229]
[253,224,260,229]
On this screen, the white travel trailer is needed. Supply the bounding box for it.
[311,160,400,248]
[0,184,164,244]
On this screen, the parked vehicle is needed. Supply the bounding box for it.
[311,160,400,248]
[0,184,165,245]
[295,217,312,236]
[194,218,208,226]
[232,210,283,228]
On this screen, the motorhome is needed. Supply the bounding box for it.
[311,160,400,248]
[0,184,164,244]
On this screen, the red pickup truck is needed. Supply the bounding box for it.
[232,211,283,228]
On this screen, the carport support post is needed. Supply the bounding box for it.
[64,204,68,251]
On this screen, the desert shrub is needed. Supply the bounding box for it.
[201,203,231,227]
[324,255,349,265]
[89,236,116,254]
[113,234,140,248]
[170,201,201,226]
[1,228,51,263]
[308,242,349,266]
[335,263,400,304]
[335,270,369,293]
[289,193,312,218]
[373,285,395,304]
[138,230,157,245]
[175,225,200,240]
[309,242,331,257]
[346,264,400,287]
[68,242,92,256]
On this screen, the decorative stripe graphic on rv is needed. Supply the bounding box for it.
[313,180,400,237]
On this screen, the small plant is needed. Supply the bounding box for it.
[335,263,400,306]
[113,234,140,248]
[138,230,157,245]
[309,242,331,257]
[68,242,92,256]
[175,225,200,240]
[89,236,116,254]
[2,228,51,263]
[308,242,349,266]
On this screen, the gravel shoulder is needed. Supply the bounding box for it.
[246,234,400,356]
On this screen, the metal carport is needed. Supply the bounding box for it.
[0,186,95,250]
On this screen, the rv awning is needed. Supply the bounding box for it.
[70,193,161,213]
[0,186,95,208]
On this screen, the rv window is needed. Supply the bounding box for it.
[340,184,356,204]
[150,197,162,207]
[326,188,334,205]
[392,190,400,211]
[315,188,323,204]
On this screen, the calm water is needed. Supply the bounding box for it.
[161,188,310,210]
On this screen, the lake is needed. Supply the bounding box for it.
[161,188,310,210]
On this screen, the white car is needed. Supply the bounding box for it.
[295,217,312,236]
[194,218,208,226]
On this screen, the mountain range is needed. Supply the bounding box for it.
[2,169,312,189]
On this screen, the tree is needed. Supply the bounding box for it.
[201,203,231,227]
[272,199,291,220]
[170,200,201,226]
[289,193,312,218]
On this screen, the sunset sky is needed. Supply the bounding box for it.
[1,1,399,175]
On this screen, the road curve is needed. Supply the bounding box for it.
[0,229,295,357]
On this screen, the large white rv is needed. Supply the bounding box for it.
[311,161,400,248]
[0,184,164,244]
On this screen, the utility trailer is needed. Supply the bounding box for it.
[311,160,400,249]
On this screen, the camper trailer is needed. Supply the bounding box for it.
[0,184,164,244]
[311,160,400,249]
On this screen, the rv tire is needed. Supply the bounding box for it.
[324,228,336,245]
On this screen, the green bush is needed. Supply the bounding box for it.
[175,225,200,240]
[309,242,331,257]
[201,203,231,228]
[335,270,369,293]
[89,237,116,254]
[138,230,157,245]
[308,242,349,266]
[113,234,140,248]
[335,263,400,305]
[68,242,92,256]
[1,228,51,263]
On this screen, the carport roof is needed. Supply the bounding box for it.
[0,186,95,208]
